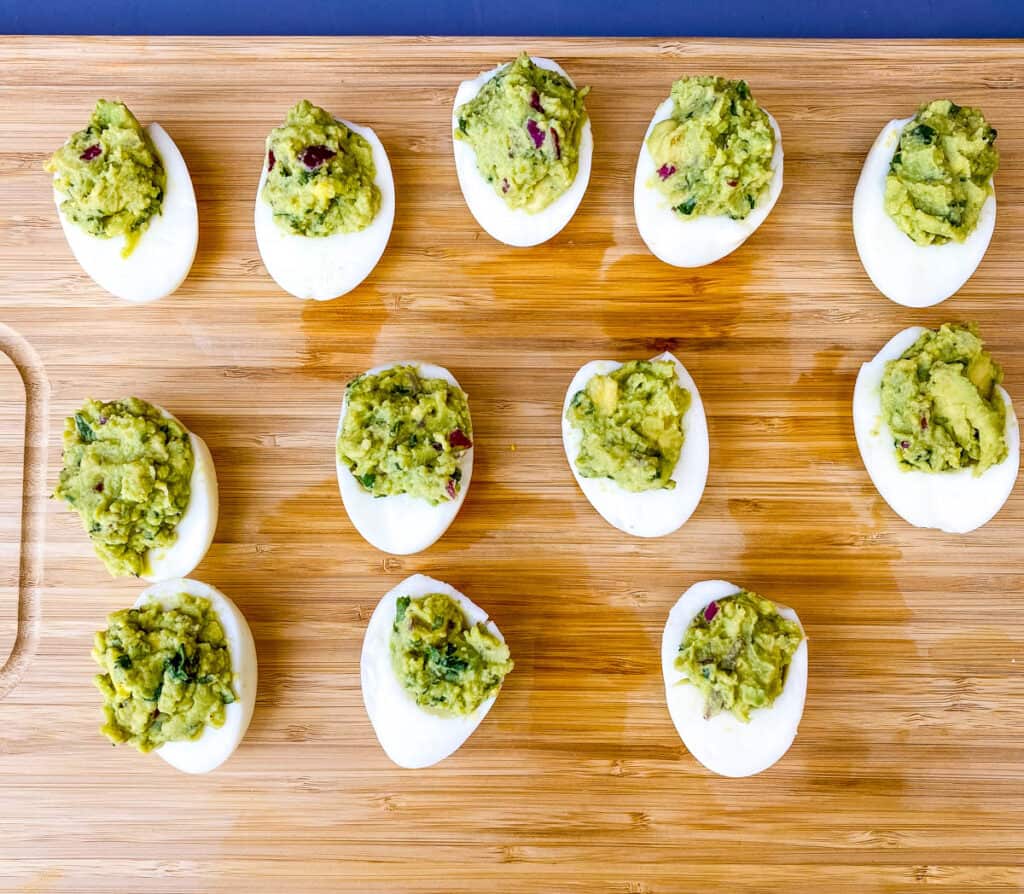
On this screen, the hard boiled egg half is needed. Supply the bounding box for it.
[853,326,1019,533]
[452,56,593,247]
[661,579,808,777]
[634,91,783,267]
[361,574,508,768]
[336,362,473,554]
[853,115,996,307]
[134,578,258,774]
[254,105,395,300]
[144,404,220,582]
[561,351,709,537]
[50,112,198,303]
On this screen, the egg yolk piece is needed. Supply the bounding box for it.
[45,99,166,258]
[675,590,804,723]
[390,592,513,716]
[566,359,690,492]
[454,52,590,214]
[881,323,1007,475]
[884,100,998,246]
[646,76,775,221]
[93,592,236,752]
[55,398,193,578]
[262,99,381,238]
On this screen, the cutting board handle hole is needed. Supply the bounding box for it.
[0,323,48,700]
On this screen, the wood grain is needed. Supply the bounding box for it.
[0,37,1023,894]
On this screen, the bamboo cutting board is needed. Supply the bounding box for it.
[0,37,1022,894]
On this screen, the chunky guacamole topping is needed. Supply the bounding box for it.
[45,99,165,258]
[566,360,690,492]
[262,100,380,237]
[93,593,236,752]
[676,590,803,723]
[885,100,998,246]
[337,366,473,504]
[390,593,513,716]
[455,53,590,213]
[881,323,1006,475]
[647,77,775,220]
[55,398,193,578]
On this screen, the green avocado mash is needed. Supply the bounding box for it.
[93,592,236,752]
[647,76,775,220]
[881,323,1007,475]
[55,398,193,578]
[676,590,803,722]
[337,366,473,504]
[885,100,999,246]
[566,360,690,492]
[390,593,513,716]
[262,100,380,237]
[454,53,590,213]
[45,99,166,258]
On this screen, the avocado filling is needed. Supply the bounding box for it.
[54,398,194,578]
[885,100,998,246]
[455,53,590,213]
[647,76,775,220]
[676,590,803,723]
[337,365,473,504]
[881,323,1007,475]
[45,99,166,258]
[566,359,690,492]
[262,100,380,237]
[93,593,236,752]
[390,592,513,716]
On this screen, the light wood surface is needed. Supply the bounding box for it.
[1,37,1022,893]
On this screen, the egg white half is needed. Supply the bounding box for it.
[452,56,593,247]
[134,578,258,775]
[361,573,506,768]
[336,362,474,555]
[661,579,808,778]
[853,116,996,308]
[853,326,1019,533]
[561,351,709,537]
[254,118,395,300]
[142,405,219,582]
[53,123,199,304]
[634,99,784,268]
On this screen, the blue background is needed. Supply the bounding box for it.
[5,0,1023,37]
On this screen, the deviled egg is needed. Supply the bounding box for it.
[853,100,999,307]
[361,573,513,768]
[452,53,592,247]
[92,577,258,774]
[562,351,709,537]
[55,397,218,580]
[46,99,198,303]
[255,100,395,300]
[634,77,783,267]
[853,323,1019,533]
[661,580,808,778]
[336,362,474,554]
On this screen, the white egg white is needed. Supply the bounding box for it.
[142,404,219,582]
[661,579,808,778]
[254,118,395,300]
[53,123,198,303]
[452,56,593,247]
[561,351,709,537]
[133,578,258,775]
[634,99,784,267]
[361,573,507,768]
[853,326,1019,533]
[336,362,473,555]
[853,116,996,308]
